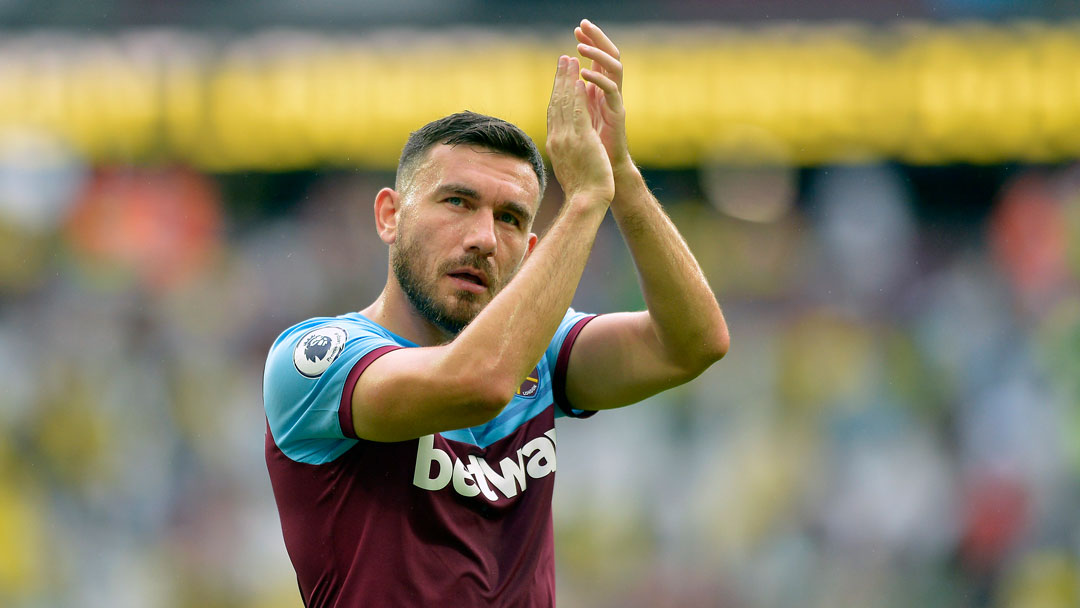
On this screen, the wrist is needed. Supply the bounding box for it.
[612,162,649,207]
[564,190,612,215]
[612,158,640,184]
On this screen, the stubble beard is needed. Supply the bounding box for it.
[391,229,499,337]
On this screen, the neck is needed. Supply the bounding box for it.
[359,279,455,347]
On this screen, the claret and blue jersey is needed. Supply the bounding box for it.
[263,309,596,607]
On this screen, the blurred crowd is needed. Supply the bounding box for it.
[0,127,1079,607]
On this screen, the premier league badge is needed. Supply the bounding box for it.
[293,326,348,378]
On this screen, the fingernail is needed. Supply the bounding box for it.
[558,56,567,67]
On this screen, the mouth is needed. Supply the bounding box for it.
[446,267,489,294]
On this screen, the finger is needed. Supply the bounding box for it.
[547,56,561,123]
[576,43,623,88]
[561,56,580,127]
[574,27,595,70]
[572,78,591,132]
[574,26,594,47]
[548,55,570,127]
[580,69,623,113]
[580,19,620,60]
[552,56,570,119]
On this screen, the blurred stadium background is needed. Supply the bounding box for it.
[2,0,1080,606]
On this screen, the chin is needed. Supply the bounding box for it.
[447,296,487,320]
[448,299,484,321]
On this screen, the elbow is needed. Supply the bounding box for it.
[436,345,521,425]
[453,364,518,423]
[708,324,730,362]
[440,386,510,430]
[705,310,730,362]
[681,324,729,378]
[688,306,729,366]
[473,381,518,419]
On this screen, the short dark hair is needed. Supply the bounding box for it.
[396,111,546,196]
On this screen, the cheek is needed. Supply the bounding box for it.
[395,230,432,273]
[499,236,530,275]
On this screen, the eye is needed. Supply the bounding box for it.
[498,211,521,226]
[445,196,465,207]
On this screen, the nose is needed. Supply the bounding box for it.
[462,211,497,256]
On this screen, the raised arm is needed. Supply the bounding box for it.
[564,19,729,410]
[351,55,615,442]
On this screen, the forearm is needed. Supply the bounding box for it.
[352,196,609,441]
[448,198,608,400]
[442,50,615,408]
[611,164,729,367]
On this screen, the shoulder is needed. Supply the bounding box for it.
[272,313,402,351]
[269,313,408,373]
[263,313,412,464]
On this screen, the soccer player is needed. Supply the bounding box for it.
[263,19,728,607]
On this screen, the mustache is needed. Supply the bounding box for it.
[438,254,495,281]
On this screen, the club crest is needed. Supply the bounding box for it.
[516,366,540,399]
[293,326,348,378]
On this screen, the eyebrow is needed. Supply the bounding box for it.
[434,183,534,226]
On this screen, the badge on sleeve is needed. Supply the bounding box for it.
[516,365,540,399]
[293,326,348,378]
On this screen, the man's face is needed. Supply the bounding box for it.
[390,144,540,335]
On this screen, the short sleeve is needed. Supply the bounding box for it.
[544,309,599,419]
[263,319,402,464]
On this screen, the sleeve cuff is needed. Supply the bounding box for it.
[553,314,599,419]
[338,345,403,439]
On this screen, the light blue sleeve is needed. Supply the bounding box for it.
[544,308,599,419]
[263,318,401,464]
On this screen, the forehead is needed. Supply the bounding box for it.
[410,144,541,208]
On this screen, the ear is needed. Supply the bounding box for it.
[374,187,402,244]
[523,232,539,260]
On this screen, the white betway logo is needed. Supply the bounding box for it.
[412,430,556,501]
